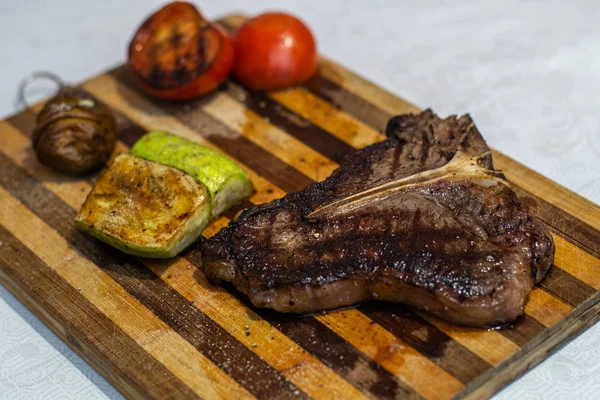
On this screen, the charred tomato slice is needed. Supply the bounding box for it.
[128,1,234,100]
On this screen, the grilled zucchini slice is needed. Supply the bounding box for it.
[75,154,211,258]
[130,131,254,217]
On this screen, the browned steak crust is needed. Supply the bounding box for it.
[201,110,554,328]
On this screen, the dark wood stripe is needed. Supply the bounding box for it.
[0,152,307,400]
[499,315,546,348]
[304,74,391,134]
[538,265,597,307]
[360,303,492,384]
[224,81,355,162]
[184,247,421,400]
[6,108,37,137]
[109,66,314,194]
[111,111,148,147]
[0,225,197,400]
[514,186,600,260]
[222,199,254,221]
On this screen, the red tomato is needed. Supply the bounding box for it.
[128,2,234,100]
[233,12,318,91]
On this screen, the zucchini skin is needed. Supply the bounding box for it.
[75,154,211,258]
[130,131,254,216]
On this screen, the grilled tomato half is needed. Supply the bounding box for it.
[128,1,234,100]
[233,12,318,91]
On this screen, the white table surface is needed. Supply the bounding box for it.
[1,0,599,398]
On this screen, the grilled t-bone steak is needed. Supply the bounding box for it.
[202,110,554,327]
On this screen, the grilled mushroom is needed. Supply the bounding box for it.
[32,87,117,175]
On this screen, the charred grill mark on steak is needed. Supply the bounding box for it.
[202,110,555,328]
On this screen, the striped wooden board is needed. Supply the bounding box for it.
[1,13,600,400]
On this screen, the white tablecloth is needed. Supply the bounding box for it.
[1,1,599,398]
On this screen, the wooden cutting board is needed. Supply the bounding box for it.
[1,13,599,400]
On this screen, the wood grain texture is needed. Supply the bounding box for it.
[0,13,599,400]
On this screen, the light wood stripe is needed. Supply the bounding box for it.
[538,265,596,308]
[492,150,600,233]
[270,88,384,148]
[318,310,464,400]
[31,103,44,112]
[0,120,366,400]
[418,314,520,366]
[204,216,233,238]
[203,93,338,182]
[81,75,286,206]
[552,233,600,291]
[524,288,573,328]
[224,81,356,161]
[361,306,493,384]
[0,124,90,210]
[0,185,252,400]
